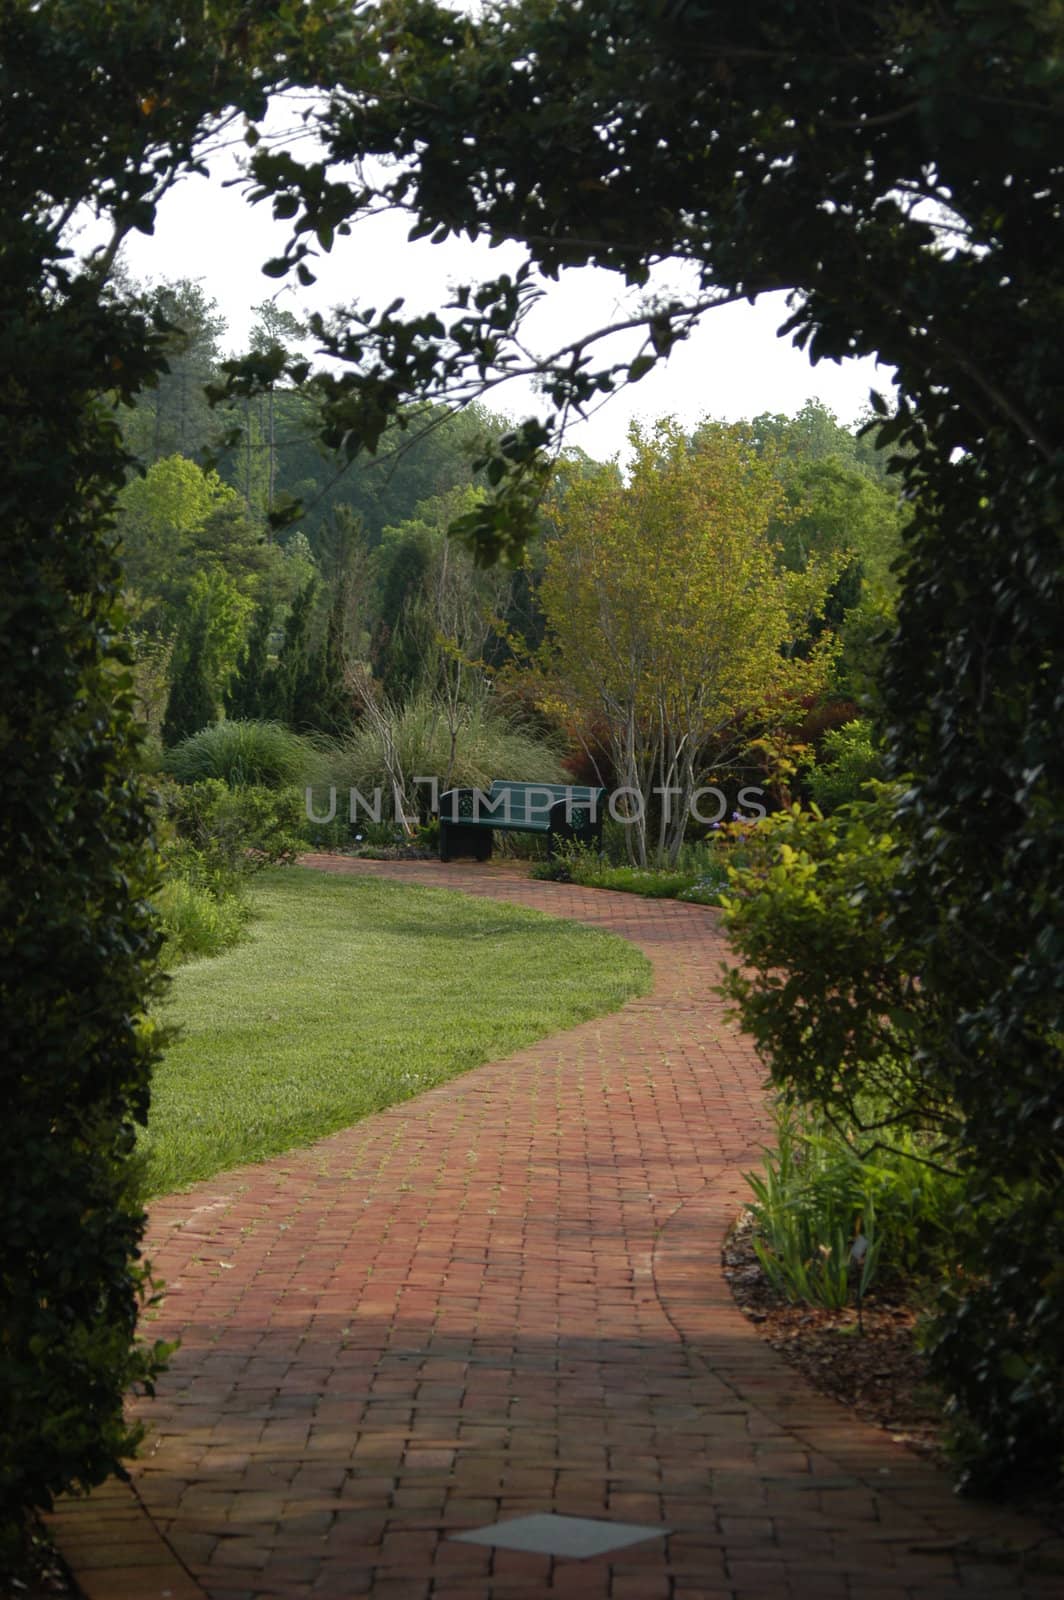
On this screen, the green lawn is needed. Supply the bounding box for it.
[139,867,651,1195]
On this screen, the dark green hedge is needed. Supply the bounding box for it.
[0,0,298,1565]
[0,286,171,1553]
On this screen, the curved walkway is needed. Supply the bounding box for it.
[48,858,1058,1599]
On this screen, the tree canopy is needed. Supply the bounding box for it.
[242,2,1060,539]
[536,419,836,863]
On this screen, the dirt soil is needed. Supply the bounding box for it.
[723,1209,947,1462]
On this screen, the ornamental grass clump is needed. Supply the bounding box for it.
[163,719,331,790]
[331,692,565,814]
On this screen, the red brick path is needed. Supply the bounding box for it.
[47,859,1058,1598]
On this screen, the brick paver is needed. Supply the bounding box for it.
[47,858,1059,1598]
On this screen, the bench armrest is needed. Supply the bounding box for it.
[438,787,482,823]
[548,797,604,836]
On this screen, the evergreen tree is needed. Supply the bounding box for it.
[293,582,351,734]
[290,637,329,734]
[225,599,274,721]
[268,579,316,723]
[121,278,227,465]
[370,522,436,699]
[162,607,216,746]
[248,300,308,515]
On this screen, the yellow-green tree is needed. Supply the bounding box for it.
[116,454,234,601]
[114,454,299,629]
[537,419,836,864]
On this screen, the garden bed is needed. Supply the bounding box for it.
[724,1209,946,1460]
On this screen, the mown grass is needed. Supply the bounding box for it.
[139,867,651,1195]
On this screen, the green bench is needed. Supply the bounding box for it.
[438,780,606,862]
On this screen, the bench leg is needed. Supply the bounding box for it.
[440,822,492,861]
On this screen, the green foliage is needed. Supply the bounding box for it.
[186,568,255,699]
[831,590,896,707]
[161,605,217,747]
[114,453,299,650]
[746,1099,964,1311]
[528,857,573,883]
[116,455,239,597]
[154,778,307,963]
[532,838,730,903]
[286,574,354,736]
[225,600,274,721]
[416,816,440,852]
[368,487,513,766]
[162,720,330,790]
[806,720,884,813]
[748,1150,866,1313]
[372,517,436,697]
[723,798,1064,1491]
[118,279,227,466]
[154,871,251,966]
[353,818,410,852]
[924,1185,1064,1496]
[129,629,175,740]
[160,778,306,870]
[208,371,508,557]
[721,797,952,1146]
[753,402,908,595]
[0,344,168,1550]
[535,419,836,865]
[750,401,903,678]
[268,577,316,723]
[296,580,353,733]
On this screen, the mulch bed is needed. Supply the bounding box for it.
[723,1209,947,1461]
[724,1212,1064,1557]
[4,1520,79,1599]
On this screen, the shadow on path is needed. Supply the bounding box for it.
[47,858,1059,1599]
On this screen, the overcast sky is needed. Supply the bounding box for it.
[108,113,896,463]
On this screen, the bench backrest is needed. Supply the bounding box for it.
[490,779,604,827]
[439,780,605,830]
[490,780,604,803]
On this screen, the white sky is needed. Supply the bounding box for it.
[110,115,896,463]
